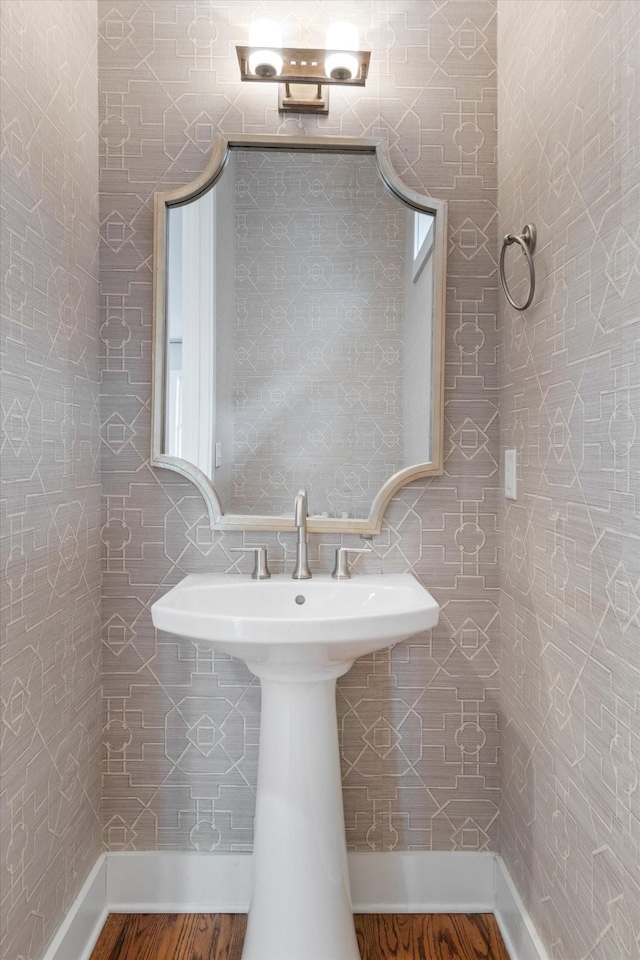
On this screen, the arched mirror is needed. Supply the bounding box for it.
[152,135,447,533]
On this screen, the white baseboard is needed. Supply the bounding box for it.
[494,856,549,960]
[42,850,546,960]
[42,855,108,960]
[106,850,496,914]
[349,851,495,912]
[107,851,253,913]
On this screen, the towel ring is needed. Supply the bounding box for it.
[500,223,536,310]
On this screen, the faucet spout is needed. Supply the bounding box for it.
[292,489,312,580]
[294,489,307,528]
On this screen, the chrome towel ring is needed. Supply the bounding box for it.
[499,223,536,310]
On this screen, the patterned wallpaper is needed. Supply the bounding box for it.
[0,3,102,960]
[3,2,638,957]
[230,149,407,518]
[497,2,640,959]
[99,0,501,856]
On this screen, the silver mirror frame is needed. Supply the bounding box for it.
[151,134,447,534]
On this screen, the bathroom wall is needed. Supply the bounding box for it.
[99,0,501,854]
[497,2,640,957]
[0,3,102,959]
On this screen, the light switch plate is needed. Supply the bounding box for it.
[505,449,517,499]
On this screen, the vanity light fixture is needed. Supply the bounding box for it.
[236,19,370,115]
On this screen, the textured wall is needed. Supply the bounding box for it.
[497,2,640,958]
[0,3,102,959]
[99,0,500,855]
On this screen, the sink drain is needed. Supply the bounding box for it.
[295,595,306,605]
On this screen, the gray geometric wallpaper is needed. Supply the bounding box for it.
[99,0,501,857]
[0,3,102,960]
[5,2,637,959]
[229,149,407,518]
[497,2,640,959]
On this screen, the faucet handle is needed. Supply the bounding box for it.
[331,546,372,580]
[230,546,271,580]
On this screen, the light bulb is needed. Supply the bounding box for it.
[325,22,359,80]
[248,19,283,78]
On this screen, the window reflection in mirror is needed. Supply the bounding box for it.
[164,149,436,520]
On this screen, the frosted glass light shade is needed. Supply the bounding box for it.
[248,19,283,78]
[249,49,283,78]
[325,22,359,80]
[325,52,359,81]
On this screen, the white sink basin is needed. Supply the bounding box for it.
[152,573,438,679]
[151,572,438,960]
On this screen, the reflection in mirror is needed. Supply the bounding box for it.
[163,147,437,520]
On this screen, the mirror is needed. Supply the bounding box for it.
[152,136,447,533]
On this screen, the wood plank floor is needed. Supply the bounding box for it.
[90,913,511,960]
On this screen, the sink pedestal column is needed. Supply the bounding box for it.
[242,667,360,960]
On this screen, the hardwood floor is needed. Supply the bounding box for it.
[355,914,509,960]
[90,913,510,960]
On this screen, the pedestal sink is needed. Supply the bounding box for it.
[151,573,439,960]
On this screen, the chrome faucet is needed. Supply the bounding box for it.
[292,489,312,579]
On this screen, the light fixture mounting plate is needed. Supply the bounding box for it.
[279,82,329,115]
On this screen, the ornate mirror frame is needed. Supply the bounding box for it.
[151,134,447,534]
